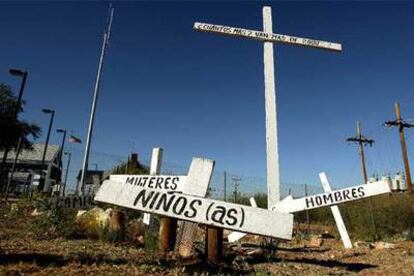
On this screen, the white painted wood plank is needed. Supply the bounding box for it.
[193,22,342,52]
[228,197,257,242]
[272,180,390,213]
[319,173,353,249]
[109,175,186,192]
[94,180,293,239]
[183,157,214,197]
[263,6,280,208]
[145,148,163,225]
[150,148,163,175]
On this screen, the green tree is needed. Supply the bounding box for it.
[113,160,149,175]
[0,83,41,184]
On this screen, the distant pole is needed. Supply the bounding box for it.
[78,6,114,195]
[346,122,377,238]
[63,152,71,196]
[385,103,413,193]
[223,171,227,201]
[232,176,240,203]
[4,138,22,200]
[357,122,368,183]
[346,121,374,184]
[40,109,55,176]
[125,156,129,174]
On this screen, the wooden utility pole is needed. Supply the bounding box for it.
[346,121,374,184]
[385,102,413,193]
[223,171,227,201]
[346,122,377,239]
[232,176,241,203]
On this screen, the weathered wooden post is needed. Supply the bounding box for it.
[205,226,223,263]
[159,215,177,252]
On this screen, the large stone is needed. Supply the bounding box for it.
[75,207,112,239]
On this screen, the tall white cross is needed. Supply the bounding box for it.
[194,6,342,208]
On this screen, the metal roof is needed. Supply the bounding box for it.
[0,143,60,163]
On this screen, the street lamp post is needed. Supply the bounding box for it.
[9,69,28,112]
[40,109,55,192]
[63,152,71,197]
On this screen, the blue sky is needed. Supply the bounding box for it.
[1,1,414,193]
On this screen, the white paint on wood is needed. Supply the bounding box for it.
[109,175,186,192]
[272,180,391,213]
[143,213,151,225]
[150,148,163,175]
[228,197,257,242]
[94,180,293,239]
[193,22,342,52]
[145,147,163,225]
[319,172,353,249]
[183,157,214,196]
[263,6,280,208]
[193,6,342,214]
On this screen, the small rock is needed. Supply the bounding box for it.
[246,248,263,256]
[232,256,252,271]
[321,231,335,239]
[308,235,323,247]
[353,241,371,249]
[30,208,44,217]
[374,241,395,250]
[76,210,87,217]
[9,203,18,214]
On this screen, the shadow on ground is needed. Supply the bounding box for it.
[0,253,129,267]
[278,257,377,272]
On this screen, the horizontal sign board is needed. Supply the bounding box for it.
[194,22,342,52]
[95,180,293,240]
[227,197,257,243]
[109,175,186,192]
[272,180,390,213]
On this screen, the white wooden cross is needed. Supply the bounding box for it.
[319,172,352,249]
[95,158,294,239]
[110,148,166,225]
[194,6,342,208]
[227,175,390,243]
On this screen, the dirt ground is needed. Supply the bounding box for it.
[1,214,414,275]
